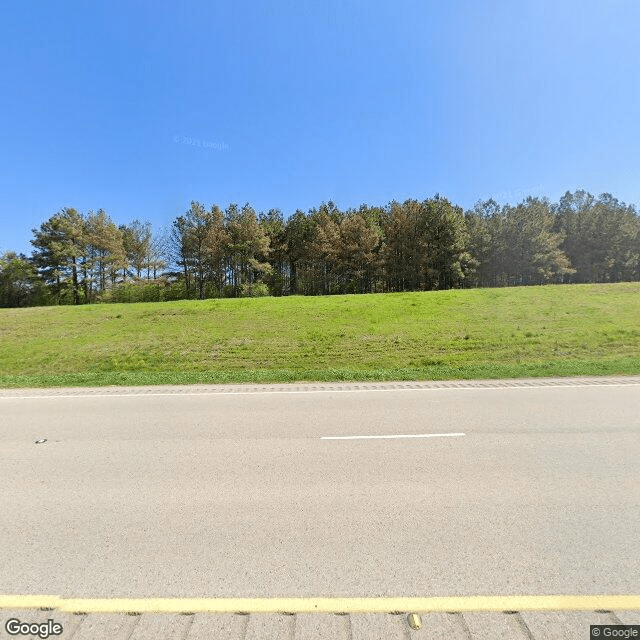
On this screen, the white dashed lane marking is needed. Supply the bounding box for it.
[321,432,466,440]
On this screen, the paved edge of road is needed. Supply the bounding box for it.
[2,595,640,613]
[1,374,640,397]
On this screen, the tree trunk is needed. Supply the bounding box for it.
[72,257,80,305]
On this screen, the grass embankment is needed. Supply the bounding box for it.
[1,282,639,388]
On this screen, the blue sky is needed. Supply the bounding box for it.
[1,0,639,255]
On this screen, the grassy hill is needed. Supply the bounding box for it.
[1,282,639,388]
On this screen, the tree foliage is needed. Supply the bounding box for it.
[2,189,638,307]
[0,252,52,307]
[553,190,640,283]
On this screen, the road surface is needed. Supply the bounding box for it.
[1,376,639,638]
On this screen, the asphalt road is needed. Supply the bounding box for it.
[1,376,639,600]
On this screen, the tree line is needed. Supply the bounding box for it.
[1,189,639,307]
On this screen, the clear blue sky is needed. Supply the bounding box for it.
[1,0,639,256]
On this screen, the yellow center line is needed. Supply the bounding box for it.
[1,595,640,613]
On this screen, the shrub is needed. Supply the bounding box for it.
[239,282,270,298]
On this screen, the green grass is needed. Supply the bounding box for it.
[1,282,640,388]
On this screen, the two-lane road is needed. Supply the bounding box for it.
[1,377,639,599]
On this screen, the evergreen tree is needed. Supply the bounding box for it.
[31,207,86,304]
